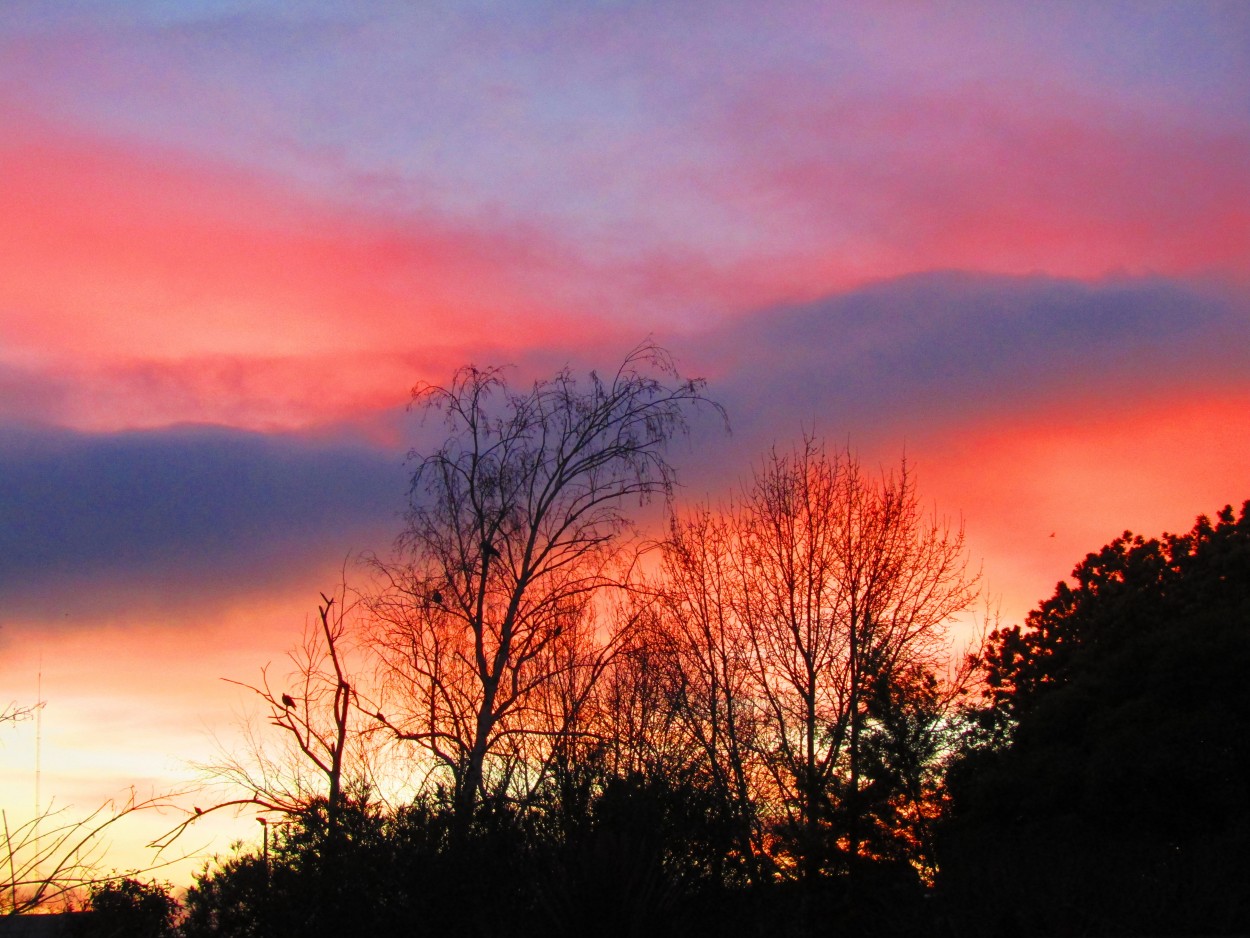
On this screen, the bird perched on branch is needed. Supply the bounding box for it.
[281,693,296,709]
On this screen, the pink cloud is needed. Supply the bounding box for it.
[0,135,695,431]
[0,117,599,377]
[0,117,778,432]
[703,87,1250,297]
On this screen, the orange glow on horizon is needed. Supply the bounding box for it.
[916,389,1250,627]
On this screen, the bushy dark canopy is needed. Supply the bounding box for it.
[940,502,1250,937]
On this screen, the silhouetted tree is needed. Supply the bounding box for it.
[981,502,1250,723]
[735,440,976,887]
[367,343,721,820]
[1,700,36,727]
[158,583,375,859]
[77,877,180,938]
[654,504,769,887]
[940,502,1250,936]
[1,791,176,916]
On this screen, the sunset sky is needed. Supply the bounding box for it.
[1,1,1247,886]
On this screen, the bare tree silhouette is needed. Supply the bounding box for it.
[367,342,722,820]
[158,581,375,849]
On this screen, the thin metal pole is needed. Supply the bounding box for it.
[259,817,269,882]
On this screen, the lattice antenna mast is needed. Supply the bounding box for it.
[34,654,47,862]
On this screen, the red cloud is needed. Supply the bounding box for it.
[0,117,595,366]
[0,116,658,430]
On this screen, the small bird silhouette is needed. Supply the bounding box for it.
[431,589,444,606]
[281,693,296,709]
[194,806,203,815]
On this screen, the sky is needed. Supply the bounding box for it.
[1,0,1248,888]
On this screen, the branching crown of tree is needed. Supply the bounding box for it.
[369,343,722,812]
[656,438,978,880]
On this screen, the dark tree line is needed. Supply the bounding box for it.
[938,501,1250,936]
[67,350,1250,937]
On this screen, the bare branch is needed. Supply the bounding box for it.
[2,790,182,915]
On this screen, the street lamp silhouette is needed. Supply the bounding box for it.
[258,816,269,883]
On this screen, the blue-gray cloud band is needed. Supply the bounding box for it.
[0,425,406,625]
[682,272,1247,447]
[1,273,1244,627]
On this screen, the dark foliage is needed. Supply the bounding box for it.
[76,877,181,938]
[181,778,942,938]
[939,503,1250,936]
[980,501,1250,720]
[535,770,744,938]
[182,797,403,938]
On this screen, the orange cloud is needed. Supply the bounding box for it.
[914,388,1250,626]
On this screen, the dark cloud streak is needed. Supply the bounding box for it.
[681,272,1246,447]
[0,424,406,625]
